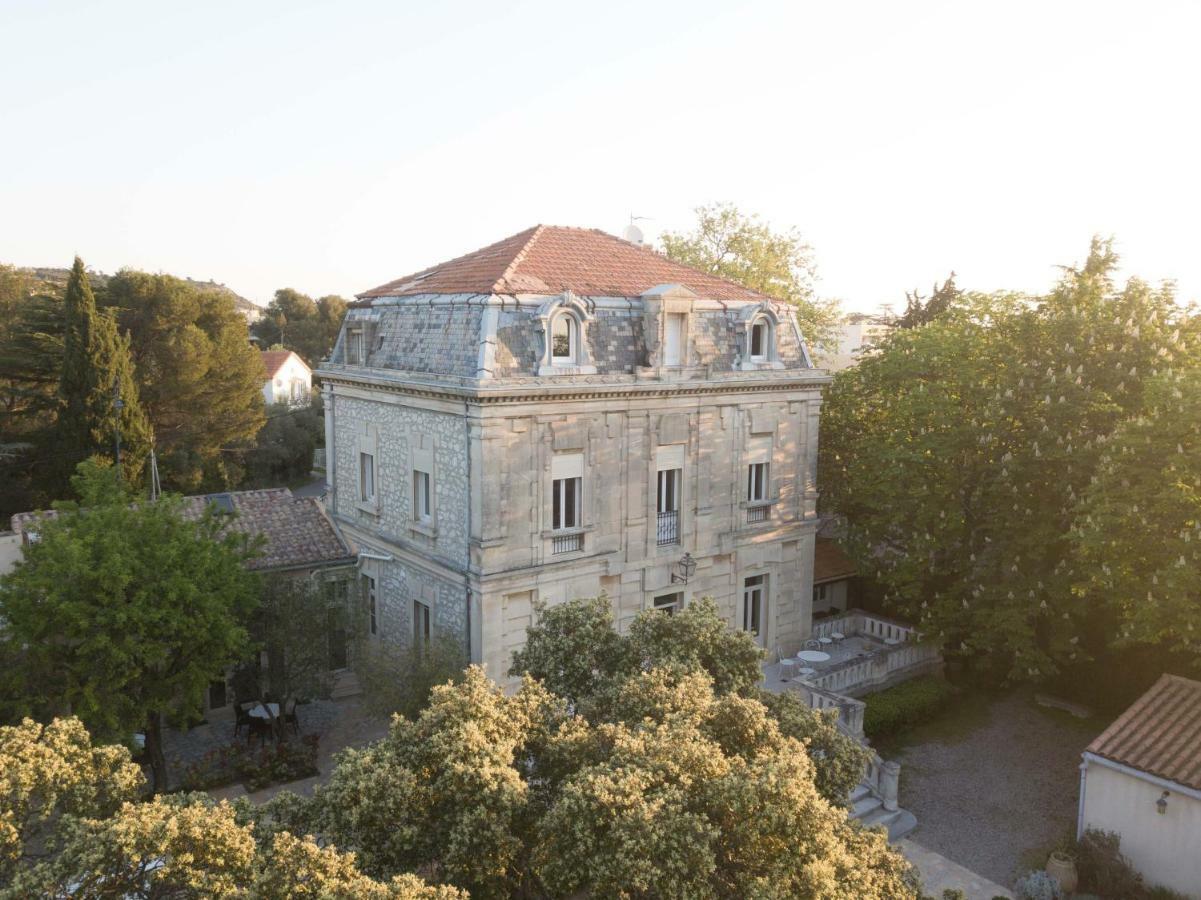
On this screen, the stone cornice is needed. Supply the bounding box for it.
[317,363,831,405]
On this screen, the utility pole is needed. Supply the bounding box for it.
[113,379,124,481]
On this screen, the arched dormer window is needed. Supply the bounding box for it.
[737,303,784,370]
[749,317,772,361]
[537,291,597,376]
[551,313,578,364]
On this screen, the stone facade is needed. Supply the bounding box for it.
[320,265,830,682]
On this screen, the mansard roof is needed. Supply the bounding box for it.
[357,225,772,303]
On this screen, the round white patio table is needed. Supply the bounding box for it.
[248,703,280,720]
[795,650,830,664]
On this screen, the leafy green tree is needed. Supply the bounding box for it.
[53,257,153,492]
[0,462,261,792]
[820,240,1190,680]
[312,666,915,899]
[100,269,266,493]
[252,288,348,366]
[242,399,324,487]
[509,596,870,805]
[1073,368,1201,650]
[355,634,468,721]
[0,717,144,882]
[661,202,840,350]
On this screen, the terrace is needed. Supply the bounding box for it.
[761,609,943,840]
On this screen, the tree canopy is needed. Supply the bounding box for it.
[308,665,915,899]
[820,239,1196,681]
[53,257,153,490]
[661,203,840,351]
[0,717,459,900]
[0,462,261,791]
[251,288,348,366]
[99,269,267,492]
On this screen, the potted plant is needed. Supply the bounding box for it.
[1045,848,1078,894]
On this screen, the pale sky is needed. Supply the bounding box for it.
[3,0,1198,314]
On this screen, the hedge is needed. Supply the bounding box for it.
[862,675,956,739]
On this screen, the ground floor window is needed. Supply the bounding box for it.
[413,600,431,647]
[208,678,228,710]
[742,575,766,643]
[361,573,377,636]
[327,605,349,670]
[653,592,683,615]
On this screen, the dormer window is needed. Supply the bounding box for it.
[750,319,770,361]
[551,314,577,364]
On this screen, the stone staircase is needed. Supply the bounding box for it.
[848,781,917,841]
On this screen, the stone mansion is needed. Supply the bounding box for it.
[317,225,831,678]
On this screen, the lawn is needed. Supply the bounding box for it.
[881,687,1101,887]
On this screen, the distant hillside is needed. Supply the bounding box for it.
[16,266,263,322]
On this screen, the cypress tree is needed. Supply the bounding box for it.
[53,257,153,493]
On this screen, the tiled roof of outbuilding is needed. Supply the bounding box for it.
[814,538,857,584]
[11,488,353,573]
[1086,673,1201,791]
[260,349,305,377]
[358,225,773,303]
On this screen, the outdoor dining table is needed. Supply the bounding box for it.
[248,702,280,720]
[795,650,831,664]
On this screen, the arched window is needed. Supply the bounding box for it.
[750,317,772,361]
[551,314,577,364]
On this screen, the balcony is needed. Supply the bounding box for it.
[656,510,679,546]
[551,532,583,554]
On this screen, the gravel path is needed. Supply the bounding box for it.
[893,690,1098,887]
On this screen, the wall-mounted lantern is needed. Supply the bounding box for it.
[1157,791,1170,815]
[671,552,697,585]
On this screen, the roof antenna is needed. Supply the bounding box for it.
[623,214,650,246]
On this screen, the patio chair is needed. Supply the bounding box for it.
[804,639,821,651]
[234,702,253,738]
[282,697,300,735]
[247,716,273,748]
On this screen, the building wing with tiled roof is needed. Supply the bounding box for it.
[1085,674,1201,791]
[10,488,354,574]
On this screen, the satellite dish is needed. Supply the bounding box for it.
[623,223,645,245]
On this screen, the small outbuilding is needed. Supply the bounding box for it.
[260,349,311,406]
[1077,673,1201,897]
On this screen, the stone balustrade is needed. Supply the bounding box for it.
[810,609,918,644]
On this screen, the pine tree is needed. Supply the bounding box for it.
[52,258,153,493]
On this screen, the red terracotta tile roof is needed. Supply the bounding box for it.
[260,350,300,377]
[814,538,857,584]
[357,225,773,303]
[11,488,353,573]
[1086,674,1201,790]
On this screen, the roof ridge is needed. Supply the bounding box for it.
[491,224,547,293]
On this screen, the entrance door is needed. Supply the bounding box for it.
[742,575,766,645]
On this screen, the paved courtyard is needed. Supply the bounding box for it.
[890,689,1099,888]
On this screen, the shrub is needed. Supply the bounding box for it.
[862,675,956,739]
[1014,869,1063,900]
[1075,828,1144,897]
[180,735,319,792]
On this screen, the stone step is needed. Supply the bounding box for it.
[858,806,918,842]
[848,783,872,804]
[851,793,883,819]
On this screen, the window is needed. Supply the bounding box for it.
[552,476,581,530]
[551,314,577,364]
[657,467,681,546]
[742,575,766,642]
[359,451,375,503]
[750,319,769,361]
[362,573,377,636]
[413,470,432,523]
[413,600,431,648]
[747,462,769,502]
[664,312,685,366]
[653,592,683,615]
[327,605,350,669]
[347,329,365,364]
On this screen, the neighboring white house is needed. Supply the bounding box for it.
[316,224,830,679]
[261,350,312,406]
[1077,673,1201,898]
[816,313,892,372]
